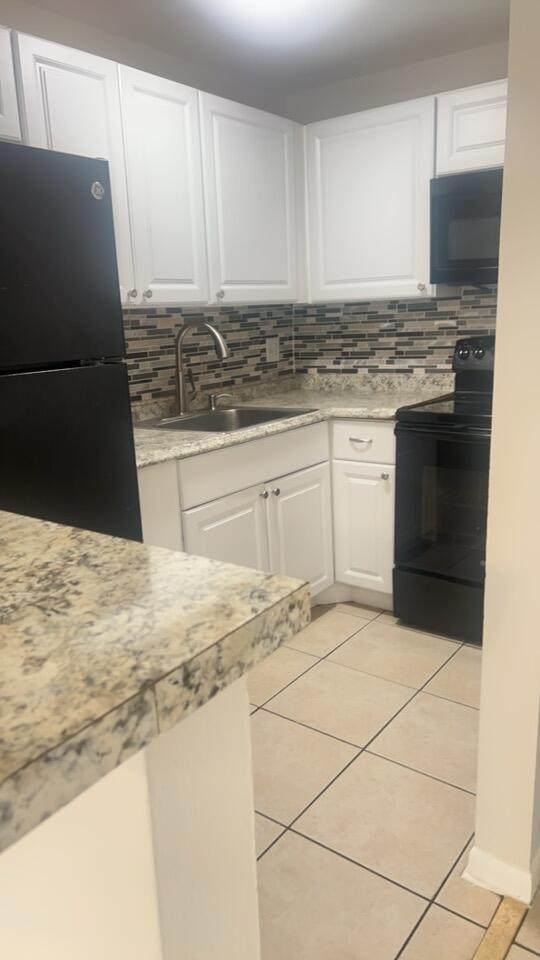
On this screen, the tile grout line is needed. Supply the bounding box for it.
[256,619,468,854]
[393,833,476,959]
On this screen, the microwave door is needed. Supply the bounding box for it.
[430,168,503,285]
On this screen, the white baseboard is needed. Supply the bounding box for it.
[314,582,393,612]
[464,844,534,904]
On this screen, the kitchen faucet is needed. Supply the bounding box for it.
[174,320,230,415]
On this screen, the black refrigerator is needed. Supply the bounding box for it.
[0,140,142,541]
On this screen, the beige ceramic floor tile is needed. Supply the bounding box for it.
[267,659,415,746]
[436,841,500,927]
[399,905,484,959]
[330,619,458,688]
[335,602,381,621]
[284,608,369,657]
[297,752,475,898]
[258,831,425,960]
[251,710,356,825]
[425,646,483,709]
[255,813,284,857]
[370,692,479,792]
[247,646,318,706]
[516,888,540,952]
[508,946,537,958]
[377,612,400,625]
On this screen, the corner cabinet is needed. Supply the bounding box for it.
[436,80,507,175]
[0,27,21,140]
[183,461,333,597]
[119,67,209,305]
[305,97,434,302]
[199,93,298,304]
[16,34,135,305]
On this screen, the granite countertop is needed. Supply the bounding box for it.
[0,510,309,854]
[134,374,453,469]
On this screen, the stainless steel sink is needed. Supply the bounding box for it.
[143,406,316,433]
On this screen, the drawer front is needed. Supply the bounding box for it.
[178,421,330,509]
[332,420,395,465]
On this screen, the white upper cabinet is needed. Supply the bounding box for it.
[199,93,298,303]
[16,34,135,303]
[0,27,21,140]
[306,97,434,302]
[119,67,209,306]
[436,80,507,175]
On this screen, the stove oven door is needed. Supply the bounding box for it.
[394,423,490,642]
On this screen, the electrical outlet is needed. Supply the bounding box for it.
[266,336,280,363]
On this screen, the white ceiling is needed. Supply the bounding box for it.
[23,0,510,97]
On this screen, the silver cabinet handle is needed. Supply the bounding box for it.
[350,437,373,445]
[127,288,138,299]
[260,490,269,499]
[271,488,281,496]
[143,288,153,299]
[216,290,225,300]
[417,282,426,292]
[381,472,390,480]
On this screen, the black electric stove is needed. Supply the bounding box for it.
[393,335,494,644]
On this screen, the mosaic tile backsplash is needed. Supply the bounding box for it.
[124,286,497,413]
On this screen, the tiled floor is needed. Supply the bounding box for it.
[248,603,496,960]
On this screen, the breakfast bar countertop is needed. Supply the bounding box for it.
[0,510,309,854]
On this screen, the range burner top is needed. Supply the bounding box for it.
[397,390,493,430]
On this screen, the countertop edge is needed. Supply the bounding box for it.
[0,581,310,854]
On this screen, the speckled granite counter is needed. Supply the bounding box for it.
[0,510,309,853]
[134,373,453,468]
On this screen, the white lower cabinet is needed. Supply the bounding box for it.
[333,460,395,594]
[267,462,333,594]
[183,484,271,572]
[182,462,332,595]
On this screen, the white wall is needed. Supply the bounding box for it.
[465,0,540,904]
[0,0,508,122]
[280,41,508,123]
[0,0,277,114]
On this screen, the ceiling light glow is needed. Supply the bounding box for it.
[193,0,357,48]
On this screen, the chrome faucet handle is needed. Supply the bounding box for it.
[208,392,234,411]
[187,367,196,394]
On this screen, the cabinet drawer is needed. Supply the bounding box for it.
[332,420,395,465]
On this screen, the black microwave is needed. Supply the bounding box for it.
[430,168,503,285]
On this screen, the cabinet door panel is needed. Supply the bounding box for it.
[436,81,507,175]
[0,27,21,140]
[268,462,333,596]
[333,460,395,593]
[183,486,270,571]
[306,98,434,301]
[16,34,134,302]
[120,67,209,305]
[200,93,297,303]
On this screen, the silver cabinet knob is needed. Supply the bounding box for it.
[381,472,390,481]
[350,437,373,445]
[260,490,269,499]
[216,290,225,300]
[417,282,426,292]
[272,488,281,496]
[143,288,153,299]
[127,288,138,299]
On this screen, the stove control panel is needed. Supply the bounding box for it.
[453,336,495,373]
